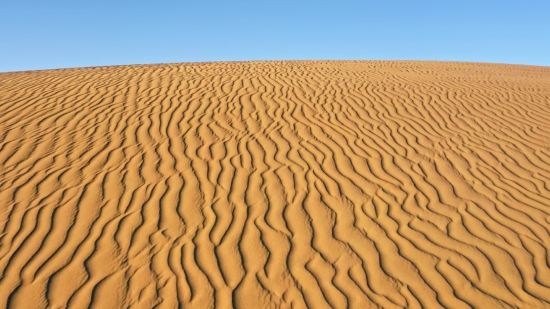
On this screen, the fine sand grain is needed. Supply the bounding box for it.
[1,61,550,308]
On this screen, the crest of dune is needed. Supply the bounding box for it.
[1,61,550,308]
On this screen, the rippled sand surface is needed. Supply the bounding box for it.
[1,61,550,308]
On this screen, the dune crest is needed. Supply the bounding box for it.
[1,61,550,308]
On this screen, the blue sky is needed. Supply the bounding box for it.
[1,1,548,72]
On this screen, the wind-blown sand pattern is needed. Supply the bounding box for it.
[1,61,550,309]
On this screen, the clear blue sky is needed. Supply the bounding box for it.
[1,1,549,72]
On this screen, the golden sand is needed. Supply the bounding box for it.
[1,61,550,308]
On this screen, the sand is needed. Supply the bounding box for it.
[1,60,550,308]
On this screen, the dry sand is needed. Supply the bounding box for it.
[1,61,550,308]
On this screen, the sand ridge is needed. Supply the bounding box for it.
[1,61,550,308]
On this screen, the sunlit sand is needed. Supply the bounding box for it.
[1,61,550,308]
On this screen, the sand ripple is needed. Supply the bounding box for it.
[1,61,550,308]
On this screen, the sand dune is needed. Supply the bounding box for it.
[1,61,550,308]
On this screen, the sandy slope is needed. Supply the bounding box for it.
[1,61,550,308]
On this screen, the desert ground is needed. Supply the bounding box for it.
[1,61,550,308]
